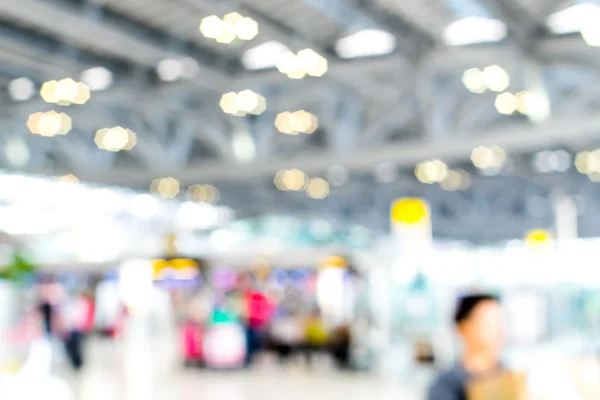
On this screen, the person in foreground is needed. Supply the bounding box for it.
[427,294,504,400]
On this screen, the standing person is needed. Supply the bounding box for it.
[427,294,504,400]
[62,292,90,370]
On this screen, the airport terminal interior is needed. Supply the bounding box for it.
[2,0,600,399]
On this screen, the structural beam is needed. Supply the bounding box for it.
[0,0,229,85]
[73,112,600,185]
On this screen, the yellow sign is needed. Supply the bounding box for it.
[391,198,429,225]
[525,229,552,248]
[320,255,348,269]
[152,258,199,280]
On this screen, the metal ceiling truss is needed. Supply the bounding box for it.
[1,0,600,243]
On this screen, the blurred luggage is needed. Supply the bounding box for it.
[181,320,204,365]
[467,371,527,400]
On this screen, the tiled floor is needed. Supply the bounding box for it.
[71,339,423,400]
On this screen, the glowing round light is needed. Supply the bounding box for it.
[306,177,329,199]
[495,92,517,115]
[95,127,136,152]
[483,65,509,92]
[200,15,225,39]
[151,177,181,199]
[59,174,79,184]
[236,89,260,113]
[8,77,35,101]
[81,66,113,91]
[462,68,486,94]
[391,198,429,225]
[235,17,259,40]
[415,160,448,183]
[283,169,307,191]
[40,81,59,103]
[276,51,299,75]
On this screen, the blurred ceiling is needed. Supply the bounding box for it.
[1,0,600,242]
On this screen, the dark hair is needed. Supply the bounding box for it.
[454,294,499,325]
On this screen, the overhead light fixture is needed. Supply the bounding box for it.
[462,68,486,94]
[40,78,90,106]
[306,177,330,199]
[219,90,266,116]
[335,29,396,59]
[27,111,72,137]
[274,110,318,135]
[547,4,600,34]
[273,169,307,191]
[482,65,509,92]
[532,150,571,173]
[494,92,517,115]
[242,41,289,70]
[156,57,199,82]
[471,146,506,169]
[443,17,507,46]
[199,13,259,44]
[275,49,327,79]
[80,66,113,91]
[59,174,80,184]
[5,138,30,168]
[150,177,180,199]
[231,130,256,163]
[415,160,448,184]
[8,77,35,101]
[187,184,220,203]
[94,126,137,152]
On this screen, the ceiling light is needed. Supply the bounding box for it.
[180,57,200,79]
[494,92,517,115]
[201,13,258,44]
[40,78,90,106]
[443,17,507,46]
[8,77,35,101]
[219,90,266,116]
[59,174,80,184]
[273,169,307,191]
[275,50,327,79]
[462,68,486,94]
[275,110,318,134]
[157,59,182,82]
[242,41,289,70]
[187,184,220,203]
[415,160,448,184]
[581,25,600,47]
[80,66,113,91]
[5,138,30,168]
[231,130,256,163]
[27,111,72,137]
[335,29,396,59]
[471,146,506,169]
[483,65,509,92]
[440,170,462,191]
[95,127,136,152]
[547,4,600,34]
[234,17,259,41]
[150,177,180,199]
[200,15,226,39]
[306,177,330,199]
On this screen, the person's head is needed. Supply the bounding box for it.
[454,294,503,355]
